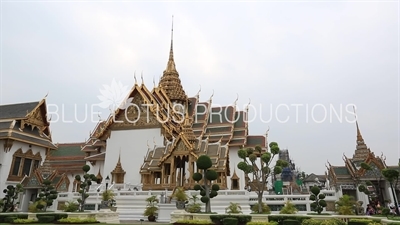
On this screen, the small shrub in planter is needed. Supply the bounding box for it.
[226,202,242,214]
[186,195,201,213]
[12,219,37,224]
[251,203,271,214]
[63,201,79,212]
[279,201,298,214]
[223,217,238,225]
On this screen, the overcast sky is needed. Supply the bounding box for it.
[1,0,399,175]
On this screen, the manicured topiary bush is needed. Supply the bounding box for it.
[1,184,23,212]
[193,155,220,213]
[74,165,97,212]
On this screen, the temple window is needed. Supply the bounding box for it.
[230,169,240,190]
[11,157,22,176]
[8,149,42,181]
[232,179,239,190]
[111,154,126,184]
[22,158,32,176]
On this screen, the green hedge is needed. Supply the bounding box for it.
[0,214,28,223]
[282,219,300,225]
[4,217,17,223]
[302,218,346,225]
[210,215,252,225]
[223,217,239,225]
[37,216,55,223]
[36,213,68,222]
[267,215,311,225]
[348,219,378,225]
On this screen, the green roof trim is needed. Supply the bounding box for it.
[52,144,85,157]
[333,167,350,175]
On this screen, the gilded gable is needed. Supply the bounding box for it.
[111,93,161,130]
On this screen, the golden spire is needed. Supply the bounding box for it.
[166,15,176,73]
[353,106,364,143]
[159,15,187,104]
[111,151,126,174]
[352,106,370,161]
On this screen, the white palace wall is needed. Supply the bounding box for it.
[100,128,163,186]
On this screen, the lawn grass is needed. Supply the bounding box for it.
[0,224,172,225]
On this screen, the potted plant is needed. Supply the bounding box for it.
[186,194,201,213]
[101,190,116,210]
[225,202,242,214]
[144,195,158,222]
[172,187,188,210]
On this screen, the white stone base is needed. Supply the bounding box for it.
[158,203,177,223]
[94,211,120,224]
[170,210,195,223]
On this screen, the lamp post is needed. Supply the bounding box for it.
[105,176,110,190]
[96,188,100,212]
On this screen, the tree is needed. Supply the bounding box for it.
[192,155,220,213]
[74,165,97,212]
[1,184,23,212]
[237,143,288,213]
[382,168,400,215]
[357,162,383,203]
[36,179,58,211]
[309,185,327,214]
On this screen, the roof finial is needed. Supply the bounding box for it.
[141,71,144,85]
[246,98,251,112]
[165,15,176,72]
[153,76,156,88]
[196,85,201,98]
[233,93,239,107]
[171,15,174,44]
[352,105,364,143]
[209,90,214,103]
[134,71,137,85]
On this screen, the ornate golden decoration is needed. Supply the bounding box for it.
[111,152,126,184]
[22,102,48,134]
[3,139,14,153]
[111,94,160,129]
[158,26,187,104]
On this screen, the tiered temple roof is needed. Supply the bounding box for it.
[47,143,86,174]
[0,99,56,151]
[326,118,388,189]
